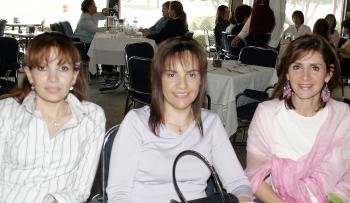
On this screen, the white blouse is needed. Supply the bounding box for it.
[0,92,106,203]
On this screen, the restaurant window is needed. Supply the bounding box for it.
[119,0,229,34]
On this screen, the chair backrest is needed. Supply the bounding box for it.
[101,125,120,202]
[125,42,154,61]
[59,21,74,37]
[50,23,64,33]
[128,56,152,97]
[238,46,278,68]
[0,19,7,36]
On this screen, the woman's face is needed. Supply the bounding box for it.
[87,1,97,15]
[224,8,230,21]
[162,52,201,114]
[25,48,79,105]
[293,16,302,27]
[287,51,332,105]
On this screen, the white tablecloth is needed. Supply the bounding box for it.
[87,32,156,75]
[207,60,277,136]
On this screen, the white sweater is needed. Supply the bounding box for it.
[107,106,252,203]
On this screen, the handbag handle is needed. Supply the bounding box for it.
[172,150,229,203]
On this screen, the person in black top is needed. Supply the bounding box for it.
[214,5,230,51]
[146,1,187,44]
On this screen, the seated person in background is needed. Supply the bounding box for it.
[225,9,236,33]
[313,18,334,47]
[228,4,252,57]
[282,10,311,40]
[325,14,340,48]
[73,0,107,44]
[146,1,188,44]
[106,36,253,203]
[230,4,252,36]
[338,18,350,59]
[231,0,286,49]
[214,5,230,51]
[142,1,170,35]
[0,32,106,203]
[246,34,350,203]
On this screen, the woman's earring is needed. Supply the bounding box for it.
[321,83,330,102]
[283,80,292,99]
[69,85,74,91]
[31,84,35,91]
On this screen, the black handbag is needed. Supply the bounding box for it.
[170,150,239,203]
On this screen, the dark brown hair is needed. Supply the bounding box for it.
[325,14,337,33]
[292,10,304,24]
[169,1,187,30]
[272,34,340,110]
[313,18,331,42]
[2,32,87,103]
[149,36,207,136]
[215,5,229,24]
[81,0,94,13]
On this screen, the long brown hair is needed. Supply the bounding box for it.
[169,1,188,30]
[149,36,207,136]
[2,32,87,103]
[272,34,340,109]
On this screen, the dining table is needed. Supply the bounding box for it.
[206,59,277,137]
[87,31,156,75]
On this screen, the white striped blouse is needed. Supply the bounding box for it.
[0,92,106,203]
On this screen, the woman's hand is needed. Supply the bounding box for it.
[238,195,253,202]
[230,36,241,48]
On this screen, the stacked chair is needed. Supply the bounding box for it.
[0,36,20,95]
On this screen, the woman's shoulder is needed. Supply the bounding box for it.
[256,99,284,114]
[201,108,221,125]
[81,100,105,116]
[124,106,150,123]
[328,99,350,113]
[0,97,20,111]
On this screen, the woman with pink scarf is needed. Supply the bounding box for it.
[246,34,350,203]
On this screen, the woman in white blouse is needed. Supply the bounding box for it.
[0,32,106,203]
[73,0,108,43]
[283,10,311,40]
[107,36,253,203]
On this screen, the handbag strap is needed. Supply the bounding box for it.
[172,150,229,203]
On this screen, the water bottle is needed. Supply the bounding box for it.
[132,17,138,33]
[113,14,120,32]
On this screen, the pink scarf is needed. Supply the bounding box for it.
[246,99,350,202]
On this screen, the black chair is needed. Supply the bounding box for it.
[238,46,278,68]
[123,56,152,116]
[0,37,20,95]
[124,42,154,85]
[344,98,350,105]
[125,42,154,60]
[0,19,7,37]
[91,125,120,203]
[230,89,269,146]
[340,58,350,96]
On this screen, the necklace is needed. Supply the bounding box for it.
[165,113,194,135]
